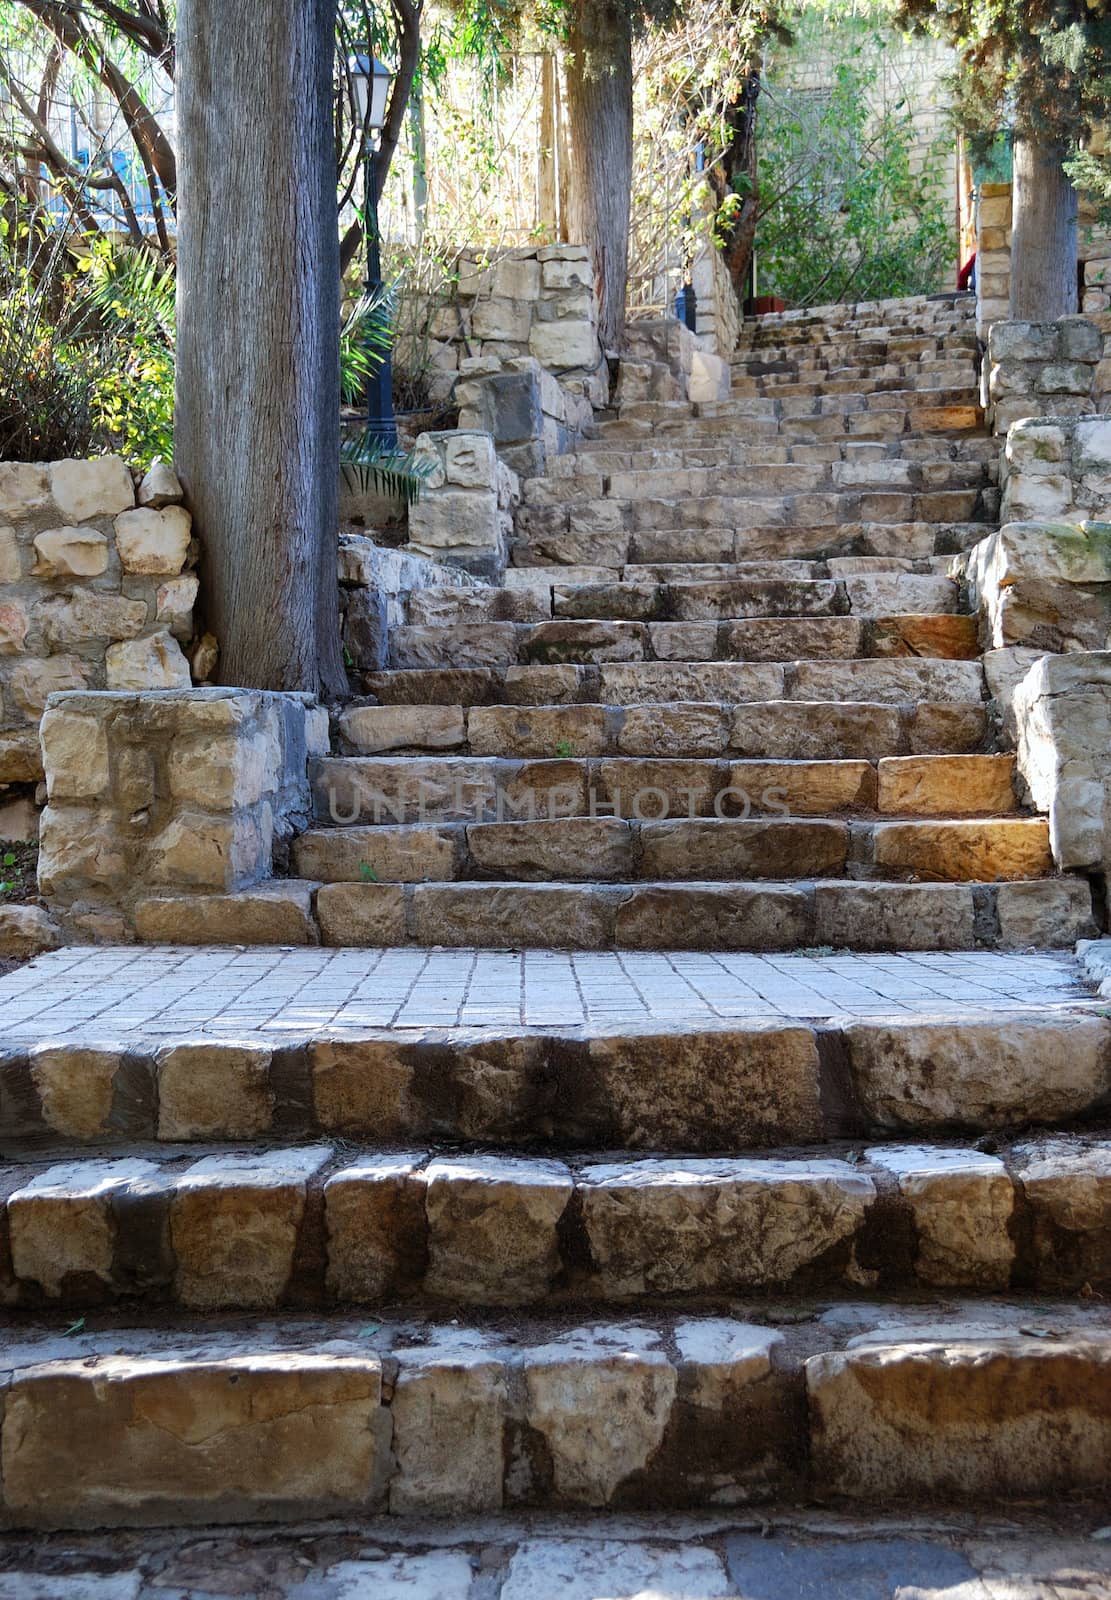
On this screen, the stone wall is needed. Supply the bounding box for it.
[959,520,1111,654]
[0,457,198,808]
[406,431,520,581]
[998,414,1111,525]
[338,532,482,676]
[415,244,605,408]
[1014,653,1111,878]
[617,319,731,409]
[38,687,325,941]
[976,183,1012,335]
[985,322,1104,435]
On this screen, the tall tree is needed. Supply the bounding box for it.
[564,0,635,351]
[896,0,1111,320]
[175,0,346,695]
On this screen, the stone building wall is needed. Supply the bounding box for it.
[0,455,198,821]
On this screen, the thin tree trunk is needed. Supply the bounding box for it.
[538,52,559,235]
[1010,137,1079,321]
[709,68,761,307]
[175,0,345,696]
[564,0,633,352]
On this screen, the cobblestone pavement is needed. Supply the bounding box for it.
[0,944,1096,1041]
[1,1511,1109,1597]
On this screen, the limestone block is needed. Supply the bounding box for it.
[1005,419,1068,470]
[0,730,44,783]
[40,705,110,801]
[0,905,61,960]
[1061,318,1105,362]
[135,884,315,945]
[846,1014,1111,1131]
[155,575,199,639]
[867,1145,1014,1289]
[0,463,50,518]
[39,590,148,648]
[310,1038,416,1137]
[167,728,276,810]
[0,795,37,841]
[579,1159,874,1294]
[390,1343,507,1512]
[157,1043,274,1140]
[0,525,21,583]
[8,1156,158,1296]
[50,456,134,521]
[1075,415,1111,470]
[688,351,730,405]
[37,805,129,897]
[0,600,29,654]
[32,527,108,579]
[28,1045,147,1141]
[807,1336,1111,1498]
[145,812,266,891]
[876,754,1016,817]
[542,257,591,292]
[407,489,500,551]
[339,704,466,754]
[10,655,90,720]
[472,297,531,344]
[324,1154,427,1301]
[1015,1138,1111,1289]
[105,630,191,690]
[138,458,184,508]
[1000,473,1072,521]
[423,1155,572,1303]
[529,319,598,370]
[988,323,1059,363]
[995,877,1095,946]
[113,507,192,575]
[169,1146,330,1308]
[2,1352,384,1522]
[523,1327,676,1505]
[443,432,497,489]
[493,255,541,300]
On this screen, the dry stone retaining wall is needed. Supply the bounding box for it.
[37,687,324,941]
[406,431,520,581]
[0,456,197,806]
[986,321,1104,436]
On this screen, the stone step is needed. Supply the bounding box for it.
[386,615,979,670]
[361,656,986,708]
[312,752,1017,826]
[3,1134,1109,1312]
[6,1008,1104,1151]
[562,431,996,473]
[0,1299,1105,1525]
[504,555,957,598]
[407,575,962,628]
[520,458,989,506]
[297,875,1091,952]
[726,364,975,398]
[336,698,990,760]
[511,517,991,573]
[599,400,984,442]
[297,803,1031,890]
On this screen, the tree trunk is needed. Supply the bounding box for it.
[564,0,633,352]
[1010,137,1079,321]
[175,0,345,697]
[709,69,761,308]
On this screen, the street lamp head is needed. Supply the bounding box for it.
[348,52,392,133]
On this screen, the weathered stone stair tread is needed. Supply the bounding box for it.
[4,1133,1110,1312]
[337,698,990,759]
[5,1007,1105,1150]
[361,657,987,707]
[0,1297,1106,1527]
[299,876,1092,952]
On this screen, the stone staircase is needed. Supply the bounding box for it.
[4,292,1110,1532]
[269,291,1095,954]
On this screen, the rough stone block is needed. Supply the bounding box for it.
[113,507,192,575]
[105,631,191,690]
[423,1155,572,1303]
[8,1156,158,1296]
[31,527,108,579]
[390,1344,507,1513]
[324,1154,427,1302]
[867,1145,1014,1289]
[157,1043,274,1140]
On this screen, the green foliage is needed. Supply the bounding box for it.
[340,430,439,506]
[1067,149,1111,228]
[754,49,951,307]
[78,241,176,467]
[894,0,1111,150]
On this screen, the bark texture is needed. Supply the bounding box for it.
[565,0,634,353]
[1010,137,1079,321]
[708,69,761,307]
[176,0,345,696]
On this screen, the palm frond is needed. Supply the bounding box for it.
[341,280,397,402]
[340,427,437,506]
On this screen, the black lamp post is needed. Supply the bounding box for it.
[349,52,397,447]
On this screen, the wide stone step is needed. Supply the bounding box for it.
[297,875,1092,952]
[361,656,986,708]
[312,752,1017,826]
[4,1135,1109,1312]
[337,698,991,759]
[505,555,958,598]
[405,576,962,628]
[726,364,975,398]
[0,1300,1104,1525]
[386,616,980,670]
[520,457,988,506]
[560,431,995,474]
[599,399,983,442]
[513,511,993,571]
[6,1007,1104,1150]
